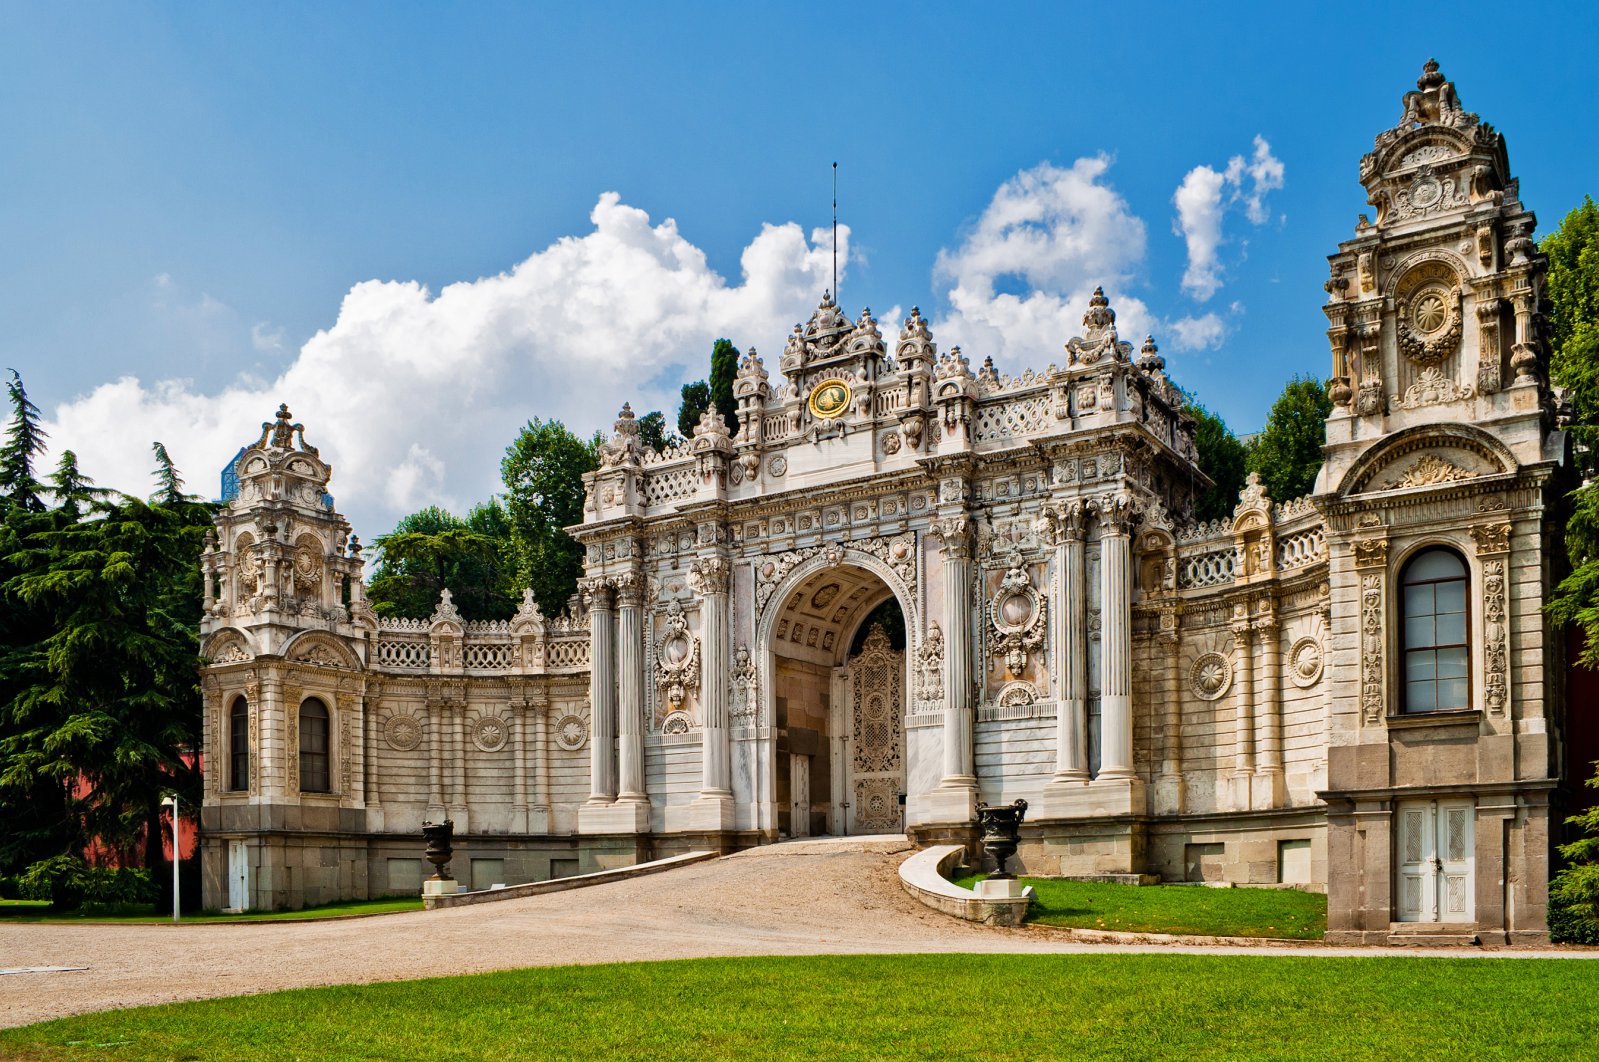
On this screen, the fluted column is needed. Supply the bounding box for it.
[1051,503,1090,782]
[1230,614,1256,810]
[615,573,648,804]
[691,557,733,797]
[585,580,618,804]
[1096,497,1135,780]
[1254,608,1284,806]
[934,516,977,789]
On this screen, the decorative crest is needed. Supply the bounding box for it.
[1065,287,1134,365]
[896,306,937,365]
[431,587,463,626]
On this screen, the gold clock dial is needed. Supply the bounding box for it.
[808,379,851,419]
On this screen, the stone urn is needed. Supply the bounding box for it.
[422,820,455,882]
[976,799,1028,880]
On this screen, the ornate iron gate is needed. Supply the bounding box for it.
[849,626,905,833]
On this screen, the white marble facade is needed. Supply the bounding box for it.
[200,63,1573,943]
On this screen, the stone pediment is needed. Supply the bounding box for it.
[283,632,362,670]
[1340,427,1515,497]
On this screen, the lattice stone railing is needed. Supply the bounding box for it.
[1179,547,1238,589]
[1276,525,1327,570]
[461,642,514,671]
[973,391,1053,443]
[642,463,697,507]
[375,637,430,670]
[762,410,799,442]
[545,638,590,670]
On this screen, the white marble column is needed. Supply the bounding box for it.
[935,517,977,790]
[1096,499,1135,780]
[615,574,648,805]
[692,558,732,797]
[585,580,618,804]
[1051,503,1089,783]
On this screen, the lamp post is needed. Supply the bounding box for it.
[160,794,180,923]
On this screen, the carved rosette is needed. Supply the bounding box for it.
[654,600,701,717]
[385,712,423,751]
[988,555,1046,675]
[554,713,588,751]
[472,715,509,753]
[1190,652,1232,701]
[1289,637,1325,688]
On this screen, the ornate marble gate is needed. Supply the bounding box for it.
[847,626,905,834]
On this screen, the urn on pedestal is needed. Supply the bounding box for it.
[421,820,455,893]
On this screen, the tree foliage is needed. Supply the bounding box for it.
[1187,400,1250,523]
[708,337,740,435]
[635,410,675,454]
[2,369,48,513]
[367,503,516,622]
[1246,376,1332,504]
[0,385,214,898]
[1544,196,1599,666]
[677,380,711,439]
[501,418,599,619]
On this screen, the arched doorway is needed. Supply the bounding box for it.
[764,563,909,838]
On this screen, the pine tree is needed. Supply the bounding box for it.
[677,380,711,438]
[1,370,48,513]
[708,338,740,435]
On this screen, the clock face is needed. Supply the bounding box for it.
[808,379,851,419]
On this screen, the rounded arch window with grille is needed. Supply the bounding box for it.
[299,697,332,793]
[1400,548,1470,713]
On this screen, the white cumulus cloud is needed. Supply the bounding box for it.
[43,193,846,536]
[1173,136,1284,302]
[931,155,1158,365]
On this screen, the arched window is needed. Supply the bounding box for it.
[229,696,249,791]
[1401,548,1470,713]
[299,698,331,793]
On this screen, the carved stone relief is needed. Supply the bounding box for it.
[1361,573,1385,724]
[1190,652,1232,701]
[654,601,701,716]
[384,712,423,751]
[472,715,509,753]
[1288,637,1325,688]
[554,713,589,751]
[988,553,1046,675]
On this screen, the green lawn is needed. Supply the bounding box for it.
[2,954,1595,1060]
[0,896,422,923]
[954,874,1328,939]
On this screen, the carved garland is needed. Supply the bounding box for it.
[915,624,945,711]
[988,555,1045,675]
[654,600,701,716]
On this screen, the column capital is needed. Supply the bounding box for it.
[613,571,646,607]
[930,515,974,559]
[1037,500,1086,545]
[580,577,615,610]
[688,556,731,596]
[1230,620,1254,648]
[1091,492,1138,536]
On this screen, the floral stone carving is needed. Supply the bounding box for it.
[655,600,701,714]
[554,714,588,751]
[1289,637,1325,688]
[472,716,509,753]
[988,554,1045,675]
[385,713,423,752]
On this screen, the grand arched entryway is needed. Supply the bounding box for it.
[763,563,909,837]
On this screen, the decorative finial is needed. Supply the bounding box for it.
[1418,58,1444,90]
[1138,335,1164,373]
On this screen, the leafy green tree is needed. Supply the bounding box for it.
[2,369,48,513]
[1246,376,1332,504]
[709,338,740,435]
[1544,196,1599,666]
[367,505,515,622]
[1186,400,1250,523]
[501,418,599,619]
[1550,762,1599,943]
[635,410,675,453]
[677,380,711,439]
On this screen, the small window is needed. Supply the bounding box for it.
[229,696,249,792]
[1401,548,1470,713]
[299,698,331,793]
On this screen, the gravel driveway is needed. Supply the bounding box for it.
[0,836,1588,1029]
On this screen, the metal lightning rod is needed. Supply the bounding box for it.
[832,161,838,303]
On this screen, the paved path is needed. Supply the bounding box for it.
[0,836,1590,1029]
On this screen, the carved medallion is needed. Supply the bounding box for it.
[554,714,588,751]
[384,714,422,752]
[1190,652,1232,701]
[1289,637,1325,688]
[988,555,1045,675]
[807,378,851,420]
[472,716,509,752]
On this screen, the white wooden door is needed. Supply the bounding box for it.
[790,753,811,838]
[1396,799,1474,923]
[227,840,249,912]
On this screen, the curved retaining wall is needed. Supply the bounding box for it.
[424,850,717,910]
[898,845,1032,927]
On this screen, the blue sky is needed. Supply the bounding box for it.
[2,2,1596,536]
